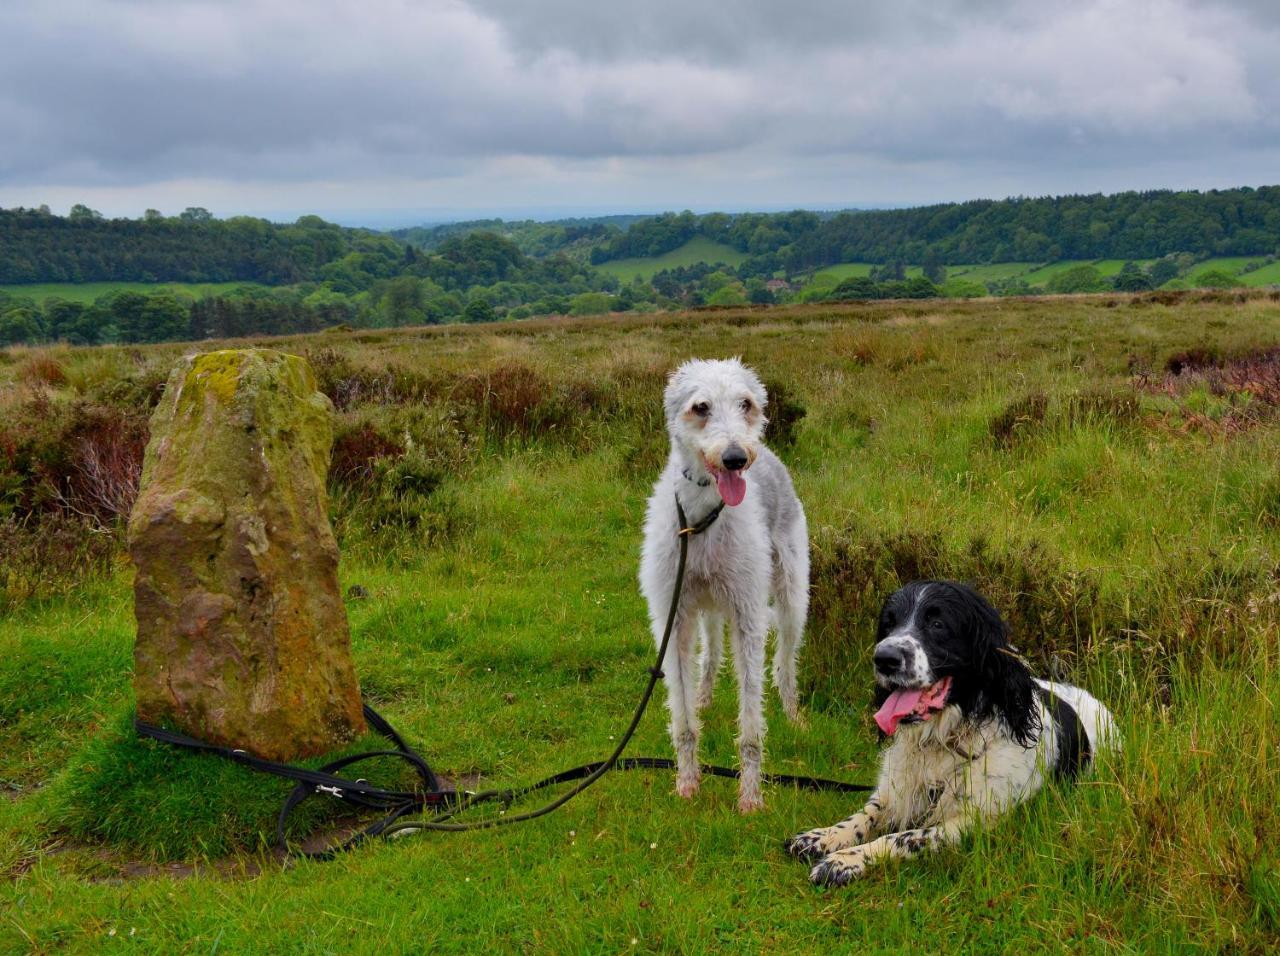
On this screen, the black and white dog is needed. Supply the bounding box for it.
[786,580,1118,886]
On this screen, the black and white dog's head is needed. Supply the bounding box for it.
[872,580,1040,746]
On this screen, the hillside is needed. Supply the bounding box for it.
[583,188,1280,275]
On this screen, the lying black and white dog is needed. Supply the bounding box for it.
[786,580,1118,886]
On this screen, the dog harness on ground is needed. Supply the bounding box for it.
[1032,685,1092,780]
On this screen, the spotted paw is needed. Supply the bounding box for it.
[809,852,866,887]
[783,829,827,861]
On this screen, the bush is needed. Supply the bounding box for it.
[1193,269,1242,289]
[1047,265,1107,294]
[569,292,613,316]
[761,378,806,449]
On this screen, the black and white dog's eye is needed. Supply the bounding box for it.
[692,402,710,416]
[930,618,945,630]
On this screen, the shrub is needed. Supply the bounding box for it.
[17,353,68,387]
[989,392,1049,448]
[761,378,806,449]
[330,420,405,483]
[1193,269,1241,289]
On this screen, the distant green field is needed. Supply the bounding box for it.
[809,262,876,285]
[812,256,1280,292]
[1239,260,1280,286]
[0,281,269,304]
[1190,257,1280,287]
[595,237,747,282]
[945,262,1038,283]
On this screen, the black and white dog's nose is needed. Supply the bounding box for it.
[874,645,907,675]
[722,445,748,471]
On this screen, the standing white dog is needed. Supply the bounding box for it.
[639,358,809,813]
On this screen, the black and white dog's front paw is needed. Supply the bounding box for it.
[809,849,868,887]
[783,828,829,861]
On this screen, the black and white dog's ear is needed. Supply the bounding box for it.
[963,585,1040,747]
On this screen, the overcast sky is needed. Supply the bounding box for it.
[2,0,1278,226]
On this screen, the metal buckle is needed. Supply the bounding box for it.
[315,784,344,798]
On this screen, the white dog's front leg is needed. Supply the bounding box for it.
[809,818,965,887]
[730,603,768,813]
[784,794,884,861]
[660,613,702,798]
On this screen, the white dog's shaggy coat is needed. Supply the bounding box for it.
[639,358,808,813]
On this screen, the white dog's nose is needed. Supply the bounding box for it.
[722,444,748,471]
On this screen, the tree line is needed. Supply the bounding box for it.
[0,206,407,286]
[585,187,1280,273]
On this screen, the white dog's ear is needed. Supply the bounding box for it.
[735,359,768,411]
[663,363,697,425]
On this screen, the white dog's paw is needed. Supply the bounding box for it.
[737,787,764,814]
[809,848,869,887]
[675,771,701,799]
[783,828,829,861]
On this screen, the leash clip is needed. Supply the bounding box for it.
[315,784,344,798]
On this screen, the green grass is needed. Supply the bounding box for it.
[943,262,1039,283]
[809,262,877,284]
[3,295,1280,951]
[0,281,271,304]
[1240,260,1280,286]
[595,237,748,281]
[807,257,1280,292]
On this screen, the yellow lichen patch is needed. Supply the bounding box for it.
[187,350,247,405]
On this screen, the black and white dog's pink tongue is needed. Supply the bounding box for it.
[875,687,925,735]
[715,469,747,506]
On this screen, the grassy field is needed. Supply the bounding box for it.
[2,293,1280,952]
[812,257,1280,290]
[0,280,270,303]
[594,237,748,281]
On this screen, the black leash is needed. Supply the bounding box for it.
[135,494,870,859]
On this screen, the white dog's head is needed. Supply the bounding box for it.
[663,358,769,506]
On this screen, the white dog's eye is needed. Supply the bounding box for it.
[740,398,753,412]
[692,402,710,416]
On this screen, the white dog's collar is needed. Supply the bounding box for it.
[680,466,712,488]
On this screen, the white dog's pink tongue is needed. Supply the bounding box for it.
[875,688,926,735]
[715,469,747,506]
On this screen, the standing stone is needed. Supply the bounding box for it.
[130,349,366,760]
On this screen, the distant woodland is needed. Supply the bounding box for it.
[3,186,1280,346]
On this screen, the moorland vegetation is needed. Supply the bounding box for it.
[2,292,1278,950]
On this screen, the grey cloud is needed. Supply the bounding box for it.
[0,0,1277,215]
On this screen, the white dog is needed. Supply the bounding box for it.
[639,358,809,813]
